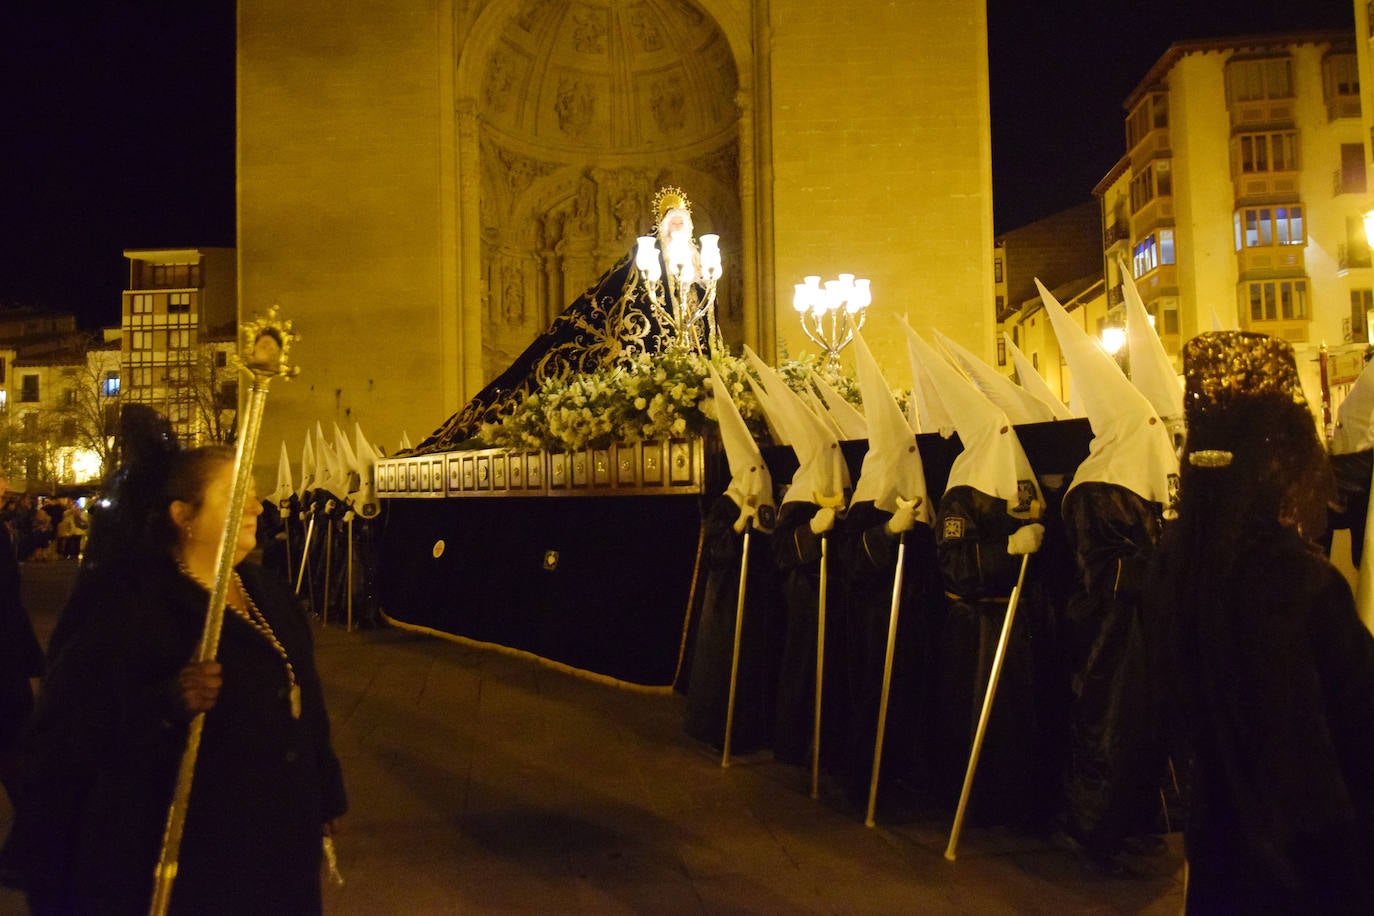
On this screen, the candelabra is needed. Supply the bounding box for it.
[634,228,723,355]
[792,274,871,371]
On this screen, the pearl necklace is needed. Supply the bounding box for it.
[176,557,301,719]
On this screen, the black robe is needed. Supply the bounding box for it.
[2,557,347,916]
[0,522,44,801]
[829,501,944,810]
[1059,482,1166,853]
[1150,528,1374,914]
[682,496,782,754]
[933,485,1061,826]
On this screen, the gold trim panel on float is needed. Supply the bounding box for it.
[375,438,706,499]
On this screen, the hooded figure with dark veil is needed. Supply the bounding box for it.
[1149,332,1374,914]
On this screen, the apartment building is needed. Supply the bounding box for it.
[1099,29,1365,421]
[121,247,239,445]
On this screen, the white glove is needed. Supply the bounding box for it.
[732,508,753,534]
[884,497,922,536]
[1006,522,1045,556]
[809,507,836,535]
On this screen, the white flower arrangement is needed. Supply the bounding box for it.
[477,349,867,454]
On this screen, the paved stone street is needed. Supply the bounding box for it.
[2,560,1183,914]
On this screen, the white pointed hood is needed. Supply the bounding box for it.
[298,433,317,501]
[352,423,383,518]
[1333,358,1374,455]
[269,441,294,507]
[900,320,956,435]
[333,423,361,503]
[742,347,848,506]
[935,330,1058,424]
[1004,333,1075,420]
[809,370,868,440]
[850,330,931,523]
[803,386,848,440]
[741,345,791,446]
[399,431,413,453]
[706,361,775,527]
[900,318,1041,512]
[313,422,345,502]
[1120,260,1184,422]
[1037,278,1178,507]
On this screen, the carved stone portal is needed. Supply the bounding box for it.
[475,0,742,380]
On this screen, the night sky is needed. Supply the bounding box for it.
[0,1,1357,329]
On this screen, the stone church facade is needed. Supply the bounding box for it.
[237,0,994,465]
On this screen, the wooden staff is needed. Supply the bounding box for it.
[944,552,1031,861]
[721,521,751,768]
[150,309,297,915]
[811,534,829,800]
[864,531,906,827]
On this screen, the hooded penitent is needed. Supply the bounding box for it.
[850,329,931,524]
[935,329,1060,425]
[742,346,848,507]
[298,432,317,503]
[1037,277,1178,509]
[900,320,956,435]
[1004,332,1076,420]
[1119,260,1184,423]
[352,422,383,518]
[809,370,868,441]
[706,361,775,530]
[269,441,294,508]
[900,318,1042,515]
[740,345,790,447]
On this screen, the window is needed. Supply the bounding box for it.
[132,367,153,388]
[165,365,190,385]
[22,413,36,436]
[1234,131,1298,174]
[1325,52,1360,99]
[1246,279,1308,321]
[1159,297,1179,335]
[1353,290,1374,343]
[996,337,1006,367]
[1341,144,1367,194]
[994,258,1003,283]
[1130,160,1172,212]
[167,329,191,349]
[0,390,8,413]
[62,388,76,407]
[168,292,191,313]
[1125,92,1168,150]
[60,419,76,442]
[1133,228,1176,277]
[1234,206,1305,249]
[132,294,153,314]
[214,350,229,368]
[0,356,6,384]
[102,372,120,397]
[1227,56,1294,103]
[132,330,153,350]
[20,375,38,403]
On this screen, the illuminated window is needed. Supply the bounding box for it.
[1129,160,1171,212]
[168,292,191,313]
[167,329,191,349]
[102,372,120,397]
[1245,279,1308,321]
[1132,228,1176,277]
[1234,206,1305,249]
[132,294,153,314]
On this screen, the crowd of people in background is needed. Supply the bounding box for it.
[0,495,89,563]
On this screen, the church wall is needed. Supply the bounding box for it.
[238,0,457,470]
[766,0,995,378]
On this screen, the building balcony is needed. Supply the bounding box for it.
[1127,127,1170,167]
[1107,284,1124,307]
[1239,316,1309,343]
[1233,169,1299,202]
[1334,168,1368,196]
[1237,245,1306,276]
[1327,95,1361,122]
[1103,220,1130,247]
[1338,243,1373,271]
[1132,264,1178,298]
[1129,196,1173,239]
[1229,96,1295,128]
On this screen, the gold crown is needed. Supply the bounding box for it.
[652,186,691,224]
